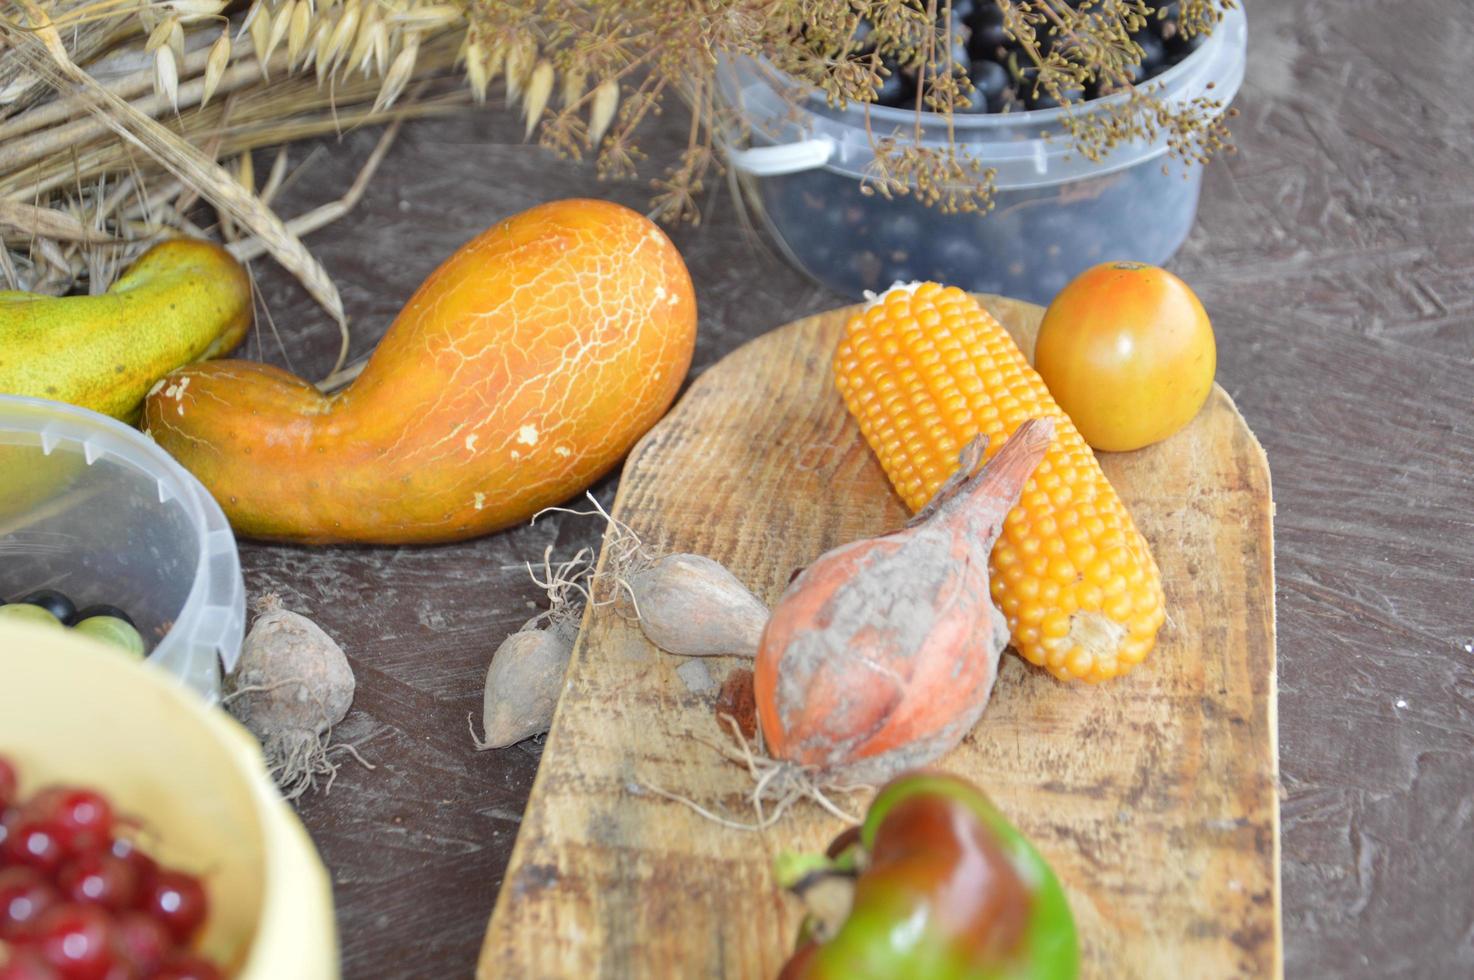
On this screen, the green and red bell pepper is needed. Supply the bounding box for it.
[777,771,1077,980]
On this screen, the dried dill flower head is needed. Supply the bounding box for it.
[462,1,1236,218]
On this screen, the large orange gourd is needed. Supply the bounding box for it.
[143,199,697,544]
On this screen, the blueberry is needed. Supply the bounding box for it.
[874,58,913,107]
[968,23,1010,61]
[875,212,926,258]
[1166,28,1209,63]
[1149,3,1184,41]
[804,16,875,57]
[926,232,985,281]
[967,1,1004,32]
[20,589,76,624]
[957,83,991,114]
[945,0,979,22]
[72,604,136,629]
[932,35,972,81]
[848,249,887,292]
[966,3,1009,60]
[1034,268,1073,303]
[1023,75,1084,111]
[969,59,1010,111]
[1132,30,1167,70]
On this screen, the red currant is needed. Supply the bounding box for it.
[57,855,139,912]
[140,872,207,945]
[103,840,155,895]
[2,822,65,876]
[0,757,17,810]
[0,946,63,980]
[152,952,222,980]
[24,791,112,857]
[0,866,62,941]
[109,912,169,975]
[0,806,18,861]
[33,903,116,980]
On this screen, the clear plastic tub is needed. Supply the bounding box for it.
[0,395,244,698]
[720,6,1246,304]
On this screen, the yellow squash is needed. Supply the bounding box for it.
[0,239,251,420]
[143,199,698,545]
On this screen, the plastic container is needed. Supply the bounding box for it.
[0,622,339,978]
[0,395,244,698]
[719,5,1246,304]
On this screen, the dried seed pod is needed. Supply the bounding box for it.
[266,0,294,65]
[627,553,769,658]
[202,31,231,107]
[286,0,311,68]
[153,47,179,109]
[300,21,326,74]
[238,0,265,35]
[346,4,380,75]
[374,33,418,110]
[146,16,177,54]
[523,59,555,138]
[561,67,586,108]
[312,13,336,78]
[370,18,389,76]
[235,151,255,193]
[163,0,228,22]
[589,78,619,147]
[247,1,273,76]
[504,36,536,106]
[322,0,360,73]
[167,18,186,64]
[466,39,490,103]
[484,41,505,82]
[391,3,460,31]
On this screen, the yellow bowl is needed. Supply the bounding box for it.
[0,621,339,978]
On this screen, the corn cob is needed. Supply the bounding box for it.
[833,282,1165,682]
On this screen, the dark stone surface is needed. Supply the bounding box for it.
[240,1,1474,974]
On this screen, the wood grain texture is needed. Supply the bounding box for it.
[479,297,1279,978]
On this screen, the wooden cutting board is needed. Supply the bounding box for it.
[479,296,1280,979]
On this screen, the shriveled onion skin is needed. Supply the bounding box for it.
[755,418,1053,783]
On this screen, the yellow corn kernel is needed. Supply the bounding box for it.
[833,282,1165,682]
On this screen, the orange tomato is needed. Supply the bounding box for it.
[1033,262,1216,452]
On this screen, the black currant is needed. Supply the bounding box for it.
[20,589,76,624]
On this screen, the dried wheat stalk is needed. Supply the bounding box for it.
[0,0,624,366]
